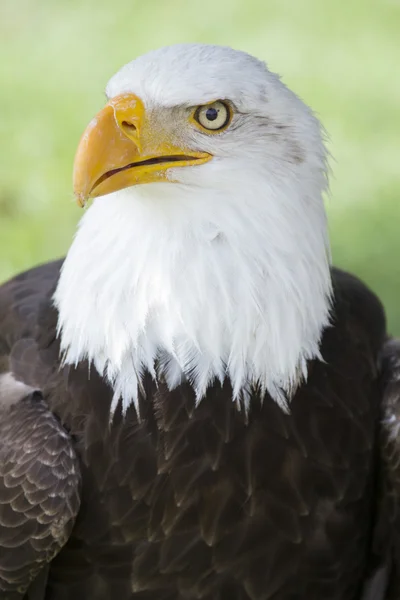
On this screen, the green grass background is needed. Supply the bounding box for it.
[1,0,399,331]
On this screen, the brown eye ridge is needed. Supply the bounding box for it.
[193,101,231,132]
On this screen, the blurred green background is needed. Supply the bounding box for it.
[1,0,399,331]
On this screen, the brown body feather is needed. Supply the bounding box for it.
[0,261,397,599]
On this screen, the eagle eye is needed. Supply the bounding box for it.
[192,101,232,133]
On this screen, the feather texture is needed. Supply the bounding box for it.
[0,391,81,596]
[0,261,392,599]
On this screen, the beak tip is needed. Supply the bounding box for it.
[75,192,88,208]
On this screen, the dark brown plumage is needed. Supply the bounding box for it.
[0,393,81,597]
[375,340,400,600]
[0,260,399,599]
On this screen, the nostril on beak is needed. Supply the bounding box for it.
[121,120,137,135]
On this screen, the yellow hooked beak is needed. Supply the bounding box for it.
[73,94,211,206]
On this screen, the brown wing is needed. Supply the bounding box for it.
[0,261,81,597]
[377,338,400,599]
[0,391,81,597]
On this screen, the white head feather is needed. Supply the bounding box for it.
[54,44,332,415]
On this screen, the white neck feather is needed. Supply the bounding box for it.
[54,168,332,415]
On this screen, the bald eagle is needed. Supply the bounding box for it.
[1,44,400,600]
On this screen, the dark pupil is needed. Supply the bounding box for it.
[205,107,219,121]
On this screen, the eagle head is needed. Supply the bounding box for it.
[55,44,332,415]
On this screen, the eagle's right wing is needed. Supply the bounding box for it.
[0,261,81,598]
[0,381,81,598]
